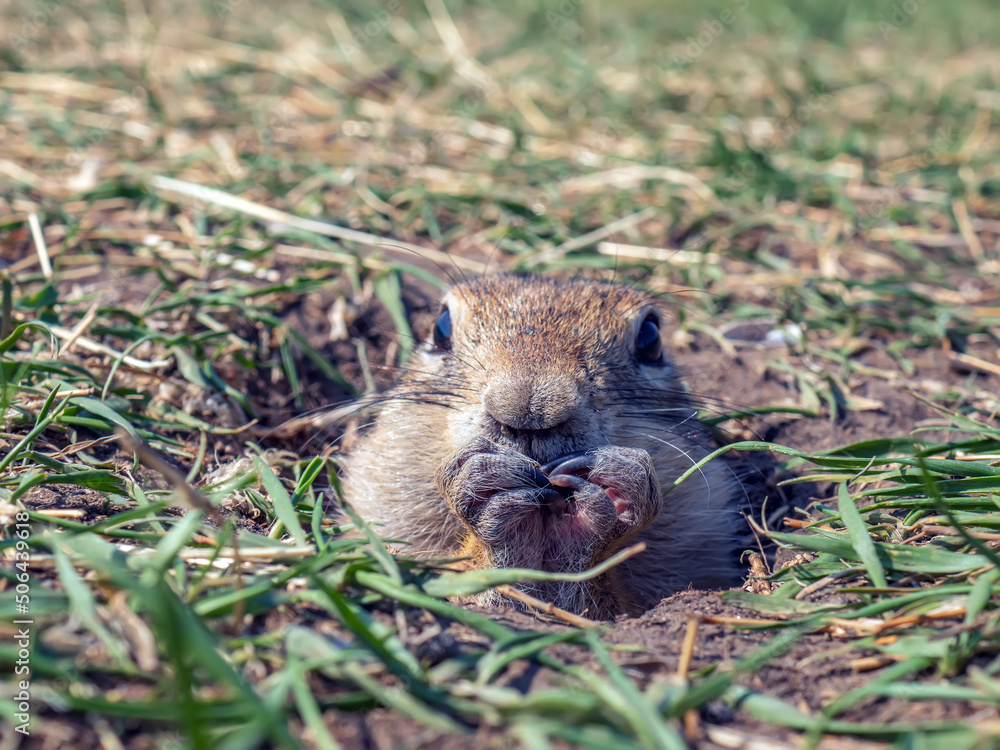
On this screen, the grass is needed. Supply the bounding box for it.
[2,0,1000,747]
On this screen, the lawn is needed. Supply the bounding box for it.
[2,0,1000,747]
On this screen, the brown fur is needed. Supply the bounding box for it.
[341,275,741,618]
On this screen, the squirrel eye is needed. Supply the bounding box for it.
[432,307,452,351]
[635,316,662,363]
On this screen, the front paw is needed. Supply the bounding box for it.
[543,446,661,548]
[435,437,562,545]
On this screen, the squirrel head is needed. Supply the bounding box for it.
[418,275,687,466]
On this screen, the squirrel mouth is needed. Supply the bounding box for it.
[498,435,582,467]
[536,484,576,519]
[486,415,584,466]
[534,449,591,519]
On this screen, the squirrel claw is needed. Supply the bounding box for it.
[539,451,590,474]
[547,472,590,492]
[544,454,597,481]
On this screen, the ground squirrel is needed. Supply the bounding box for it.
[342,275,742,617]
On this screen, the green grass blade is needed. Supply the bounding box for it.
[837,481,888,589]
[252,455,308,546]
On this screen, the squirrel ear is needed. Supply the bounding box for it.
[634,315,662,363]
[432,307,452,350]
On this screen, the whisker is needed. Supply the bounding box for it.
[636,432,713,503]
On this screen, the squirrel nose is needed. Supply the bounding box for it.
[483,373,583,432]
